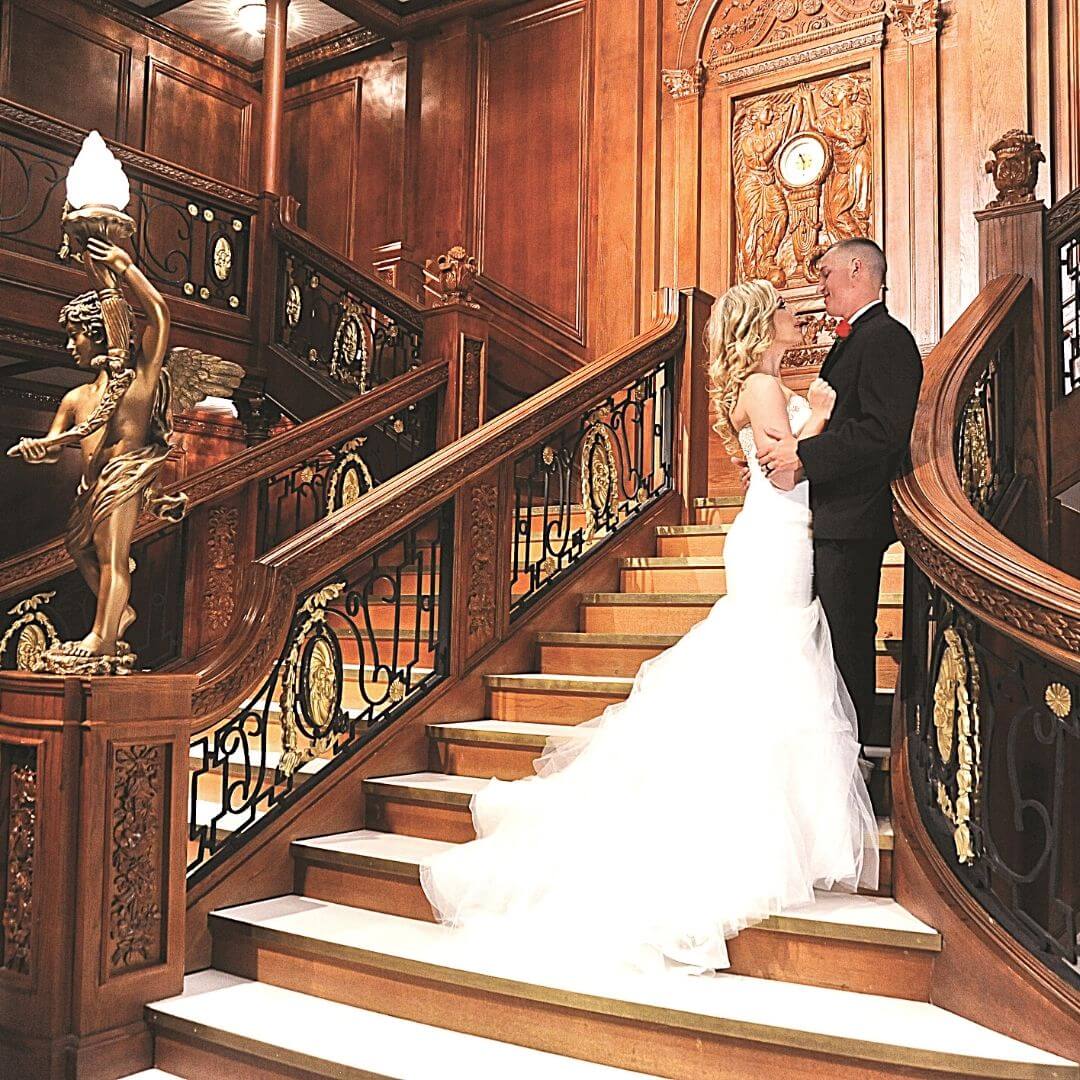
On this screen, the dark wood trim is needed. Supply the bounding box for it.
[0,96,260,207]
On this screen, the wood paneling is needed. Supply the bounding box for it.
[1,0,131,140]
[144,58,253,188]
[475,1,590,341]
[284,49,407,266]
[286,81,360,256]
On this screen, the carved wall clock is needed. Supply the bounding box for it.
[778,131,831,189]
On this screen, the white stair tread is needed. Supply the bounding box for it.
[191,799,269,831]
[210,897,1075,1073]
[189,745,329,776]
[289,829,936,946]
[294,829,457,865]
[148,969,659,1078]
[117,1072,184,1079]
[365,771,491,796]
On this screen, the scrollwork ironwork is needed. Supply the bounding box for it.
[903,568,1080,984]
[187,505,454,882]
[279,249,422,394]
[0,129,252,313]
[511,356,675,615]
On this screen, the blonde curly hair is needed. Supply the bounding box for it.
[705,279,780,453]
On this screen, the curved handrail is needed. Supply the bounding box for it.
[893,273,1080,673]
[892,270,1080,992]
[0,362,447,604]
[188,298,683,723]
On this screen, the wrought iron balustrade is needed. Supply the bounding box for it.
[1049,189,1080,398]
[955,334,1015,521]
[901,565,1079,984]
[0,122,254,314]
[511,356,675,615]
[278,245,423,393]
[257,392,438,553]
[187,503,453,881]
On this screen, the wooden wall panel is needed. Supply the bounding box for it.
[475,1,590,342]
[284,48,407,266]
[286,81,361,257]
[1,0,131,140]
[144,58,253,188]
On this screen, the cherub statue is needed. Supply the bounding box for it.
[8,238,244,673]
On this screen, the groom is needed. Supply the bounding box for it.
[757,238,922,753]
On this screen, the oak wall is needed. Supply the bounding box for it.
[0,0,261,188]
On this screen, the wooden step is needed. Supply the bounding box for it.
[692,495,744,524]
[428,719,587,779]
[535,631,900,686]
[291,829,932,1000]
[485,672,634,724]
[208,898,1076,1079]
[581,588,903,636]
[619,555,728,593]
[655,523,732,557]
[619,552,905,596]
[147,969,655,1079]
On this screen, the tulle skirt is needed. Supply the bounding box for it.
[419,573,879,976]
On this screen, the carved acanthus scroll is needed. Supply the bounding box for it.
[885,0,940,41]
[661,61,706,99]
[733,70,873,288]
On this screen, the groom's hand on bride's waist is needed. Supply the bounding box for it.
[730,456,751,492]
[757,428,800,472]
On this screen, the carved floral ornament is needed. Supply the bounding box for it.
[661,61,707,99]
[426,246,479,308]
[884,0,940,41]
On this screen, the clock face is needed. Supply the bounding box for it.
[778,133,829,188]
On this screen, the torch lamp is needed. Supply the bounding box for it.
[61,131,136,363]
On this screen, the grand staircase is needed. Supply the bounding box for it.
[123,496,1077,1079]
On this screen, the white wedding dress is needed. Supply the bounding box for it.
[420,394,879,974]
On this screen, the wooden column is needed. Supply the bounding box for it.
[0,673,195,1080]
[423,301,491,445]
[260,0,290,196]
[887,1,943,348]
[663,64,706,291]
[675,288,714,521]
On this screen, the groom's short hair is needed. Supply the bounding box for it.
[828,238,886,285]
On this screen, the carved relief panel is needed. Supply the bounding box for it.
[705,0,886,69]
[732,69,874,290]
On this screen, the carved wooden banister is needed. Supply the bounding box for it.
[182,290,707,884]
[894,273,1080,673]
[892,271,1080,1001]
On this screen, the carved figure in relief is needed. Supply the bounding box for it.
[819,77,872,239]
[734,104,790,287]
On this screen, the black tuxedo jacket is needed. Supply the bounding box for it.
[796,304,922,542]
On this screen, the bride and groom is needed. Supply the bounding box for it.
[419,237,924,975]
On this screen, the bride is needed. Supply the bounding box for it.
[420,280,879,974]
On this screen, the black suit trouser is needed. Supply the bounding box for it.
[813,538,890,748]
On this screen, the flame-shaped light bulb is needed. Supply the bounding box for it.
[66,131,130,212]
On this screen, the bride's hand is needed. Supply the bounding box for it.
[807,378,836,416]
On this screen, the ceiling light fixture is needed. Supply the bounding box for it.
[236,2,267,36]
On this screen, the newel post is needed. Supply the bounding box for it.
[0,672,195,1079]
[676,288,715,522]
[975,129,1050,555]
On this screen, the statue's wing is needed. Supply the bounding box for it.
[165,348,245,415]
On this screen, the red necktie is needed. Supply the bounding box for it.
[835,318,853,340]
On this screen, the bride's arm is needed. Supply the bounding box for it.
[796,378,836,441]
[738,373,794,459]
